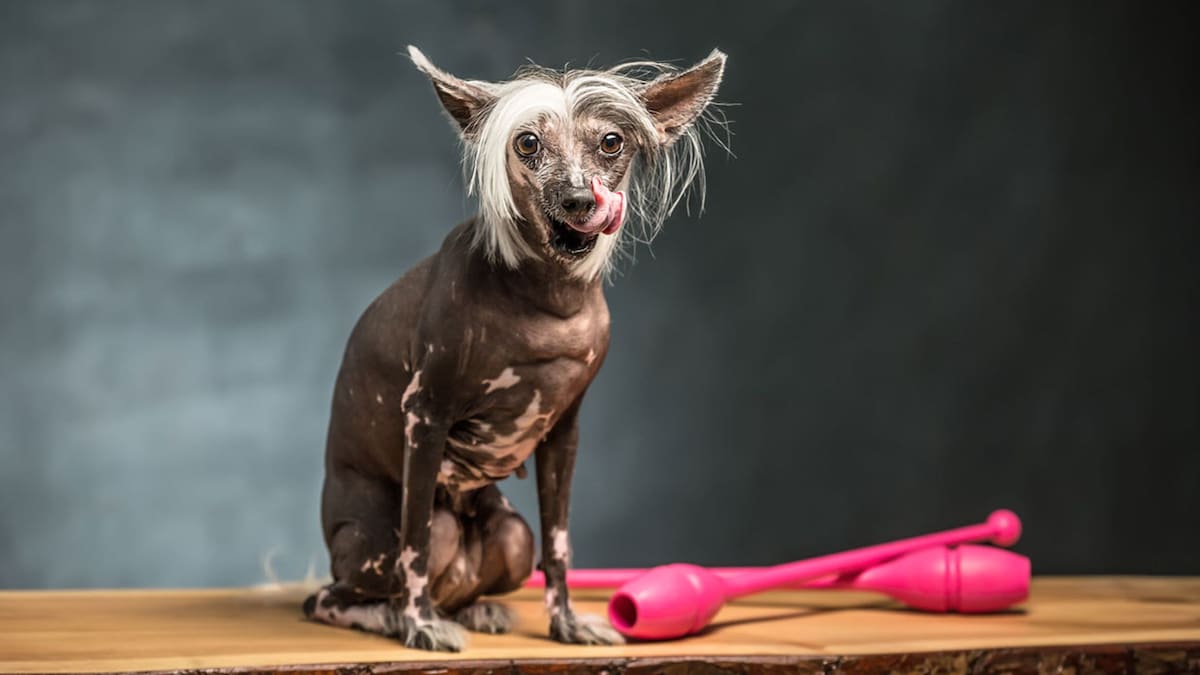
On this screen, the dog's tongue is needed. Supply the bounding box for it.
[574,176,625,235]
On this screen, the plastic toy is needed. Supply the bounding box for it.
[590,510,1023,640]
[527,543,1029,614]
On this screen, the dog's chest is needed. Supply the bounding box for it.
[430,295,607,492]
[438,357,591,492]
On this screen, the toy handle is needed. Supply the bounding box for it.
[720,509,1020,597]
[528,510,1021,595]
[526,567,763,589]
[527,510,1021,597]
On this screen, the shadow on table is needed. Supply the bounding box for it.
[694,601,1029,640]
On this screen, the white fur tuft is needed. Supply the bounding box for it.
[407,46,435,75]
[468,79,567,267]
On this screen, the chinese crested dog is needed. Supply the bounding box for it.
[304,46,728,651]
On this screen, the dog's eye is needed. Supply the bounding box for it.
[599,132,623,155]
[514,133,540,157]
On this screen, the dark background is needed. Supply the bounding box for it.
[1,1,1197,588]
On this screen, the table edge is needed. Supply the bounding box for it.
[23,641,1195,675]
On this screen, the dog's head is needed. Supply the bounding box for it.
[409,47,727,281]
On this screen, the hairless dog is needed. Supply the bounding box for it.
[303,46,727,651]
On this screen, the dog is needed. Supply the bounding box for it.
[303,45,727,651]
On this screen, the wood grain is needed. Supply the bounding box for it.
[1,577,1198,674]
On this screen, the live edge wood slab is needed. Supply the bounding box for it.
[1,578,1198,674]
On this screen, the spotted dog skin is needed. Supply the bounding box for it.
[303,46,726,652]
[303,234,612,649]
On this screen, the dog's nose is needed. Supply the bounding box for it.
[560,188,596,217]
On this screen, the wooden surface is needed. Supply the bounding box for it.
[1,578,1198,674]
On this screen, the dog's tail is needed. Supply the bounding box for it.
[251,547,330,596]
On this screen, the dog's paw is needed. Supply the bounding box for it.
[549,611,625,645]
[396,614,468,652]
[454,601,516,634]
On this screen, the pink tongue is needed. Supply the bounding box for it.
[579,176,625,235]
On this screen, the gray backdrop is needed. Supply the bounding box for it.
[1,1,1197,589]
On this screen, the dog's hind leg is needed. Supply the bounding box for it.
[304,583,396,635]
[303,522,402,637]
[435,485,534,634]
[304,466,467,650]
[303,485,402,636]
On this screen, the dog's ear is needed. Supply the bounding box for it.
[640,49,727,146]
[408,46,497,140]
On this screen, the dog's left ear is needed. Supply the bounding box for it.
[640,49,727,146]
[408,46,497,140]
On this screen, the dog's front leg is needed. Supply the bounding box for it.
[392,411,467,652]
[535,396,625,645]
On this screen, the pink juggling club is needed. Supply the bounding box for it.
[803,544,1029,613]
[605,509,1022,640]
[525,544,1029,614]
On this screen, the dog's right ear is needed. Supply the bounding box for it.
[408,46,496,140]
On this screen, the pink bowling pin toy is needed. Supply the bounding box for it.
[526,544,1029,614]
[607,510,1022,640]
[804,544,1029,613]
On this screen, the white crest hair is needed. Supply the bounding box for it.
[453,54,730,281]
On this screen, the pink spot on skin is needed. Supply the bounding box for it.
[360,553,386,576]
[405,411,420,448]
[402,371,422,408]
[397,547,427,617]
[402,371,423,447]
[483,367,521,394]
[551,528,569,562]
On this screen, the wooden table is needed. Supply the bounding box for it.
[2,578,1198,674]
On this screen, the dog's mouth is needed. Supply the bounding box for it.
[547,213,599,258]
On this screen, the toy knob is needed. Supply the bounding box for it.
[987,509,1022,547]
[608,563,728,640]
